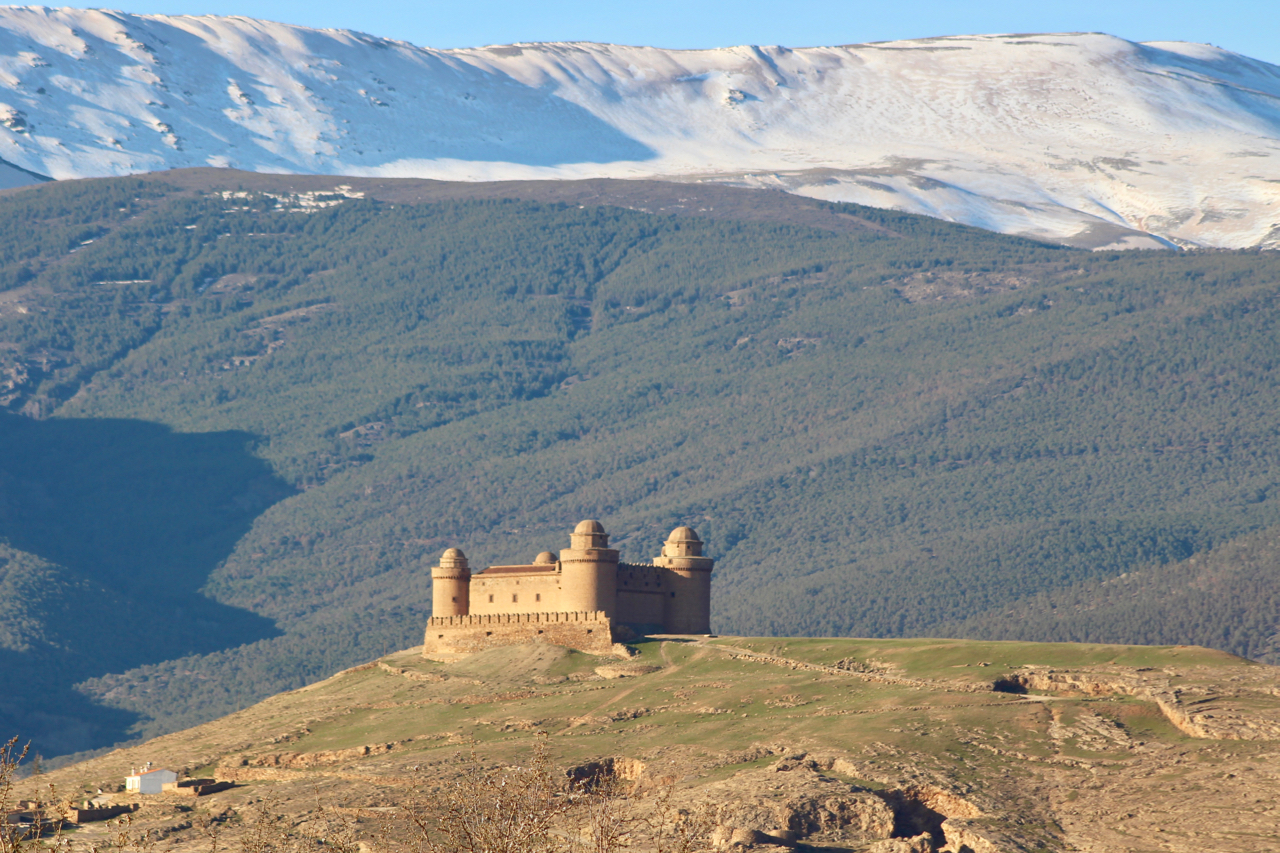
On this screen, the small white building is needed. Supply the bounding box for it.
[124,765,177,795]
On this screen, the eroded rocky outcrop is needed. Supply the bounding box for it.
[867,835,935,853]
[565,756,648,791]
[994,667,1280,740]
[696,760,895,848]
[686,750,995,851]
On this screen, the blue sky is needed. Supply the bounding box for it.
[39,1,1280,64]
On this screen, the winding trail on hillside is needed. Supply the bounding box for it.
[686,639,995,695]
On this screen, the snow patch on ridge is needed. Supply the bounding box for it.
[0,9,1278,248]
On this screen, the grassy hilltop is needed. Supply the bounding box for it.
[15,636,1280,853]
[0,171,1279,757]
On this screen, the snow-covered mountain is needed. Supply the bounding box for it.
[1,7,1278,249]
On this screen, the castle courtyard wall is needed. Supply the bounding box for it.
[422,610,614,658]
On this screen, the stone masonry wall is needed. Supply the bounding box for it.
[423,610,615,657]
[470,571,562,614]
[617,562,671,626]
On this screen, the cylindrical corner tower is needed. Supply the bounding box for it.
[431,548,471,618]
[655,526,714,634]
[559,519,619,616]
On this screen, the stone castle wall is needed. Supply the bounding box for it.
[616,562,667,626]
[470,571,563,614]
[618,562,664,588]
[423,610,615,657]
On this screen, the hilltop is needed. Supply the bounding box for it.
[15,636,1280,853]
[0,9,1279,247]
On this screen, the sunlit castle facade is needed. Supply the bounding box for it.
[423,521,713,657]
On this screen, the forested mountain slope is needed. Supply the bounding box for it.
[946,527,1280,664]
[1,171,1278,760]
[2,8,1280,247]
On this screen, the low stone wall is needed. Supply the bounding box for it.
[160,779,234,797]
[423,610,615,657]
[65,805,135,824]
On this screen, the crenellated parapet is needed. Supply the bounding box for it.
[423,609,614,658]
[427,610,608,628]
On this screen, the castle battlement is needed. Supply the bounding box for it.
[426,610,608,628]
[423,521,713,658]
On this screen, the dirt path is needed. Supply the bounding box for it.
[659,639,707,672]
[560,641,709,730]
[561,684,643,731]
[688,639,993,695]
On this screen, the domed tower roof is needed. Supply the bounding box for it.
[533,551,556,565]
[433,547,470,580]
[568,518,610,550]
[661,526,704,558]
[667,526,701,543]
[436,547,469,569]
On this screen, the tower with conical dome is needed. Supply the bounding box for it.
[430,548,470,618]
[559,519,620,617]
[653,527,715,634]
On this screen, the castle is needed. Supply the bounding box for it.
[422,520,713,657]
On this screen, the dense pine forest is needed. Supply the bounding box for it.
[0,171,1277,761]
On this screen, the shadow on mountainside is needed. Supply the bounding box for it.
[0,412,291,758]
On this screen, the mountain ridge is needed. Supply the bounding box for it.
[0,8,1278,247]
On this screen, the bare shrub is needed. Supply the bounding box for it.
[393,741,715,853]
[0,736,70,853]
[235,795,363,853]
[399,741,568,853]
[86,813,161,853]
[637,783,718,853]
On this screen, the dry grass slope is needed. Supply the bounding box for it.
[12,637,1280,853]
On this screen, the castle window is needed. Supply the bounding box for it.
[489,594,494,603]
[513,594,518,603]
[536,593,541,602]
[451,596,457,602]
